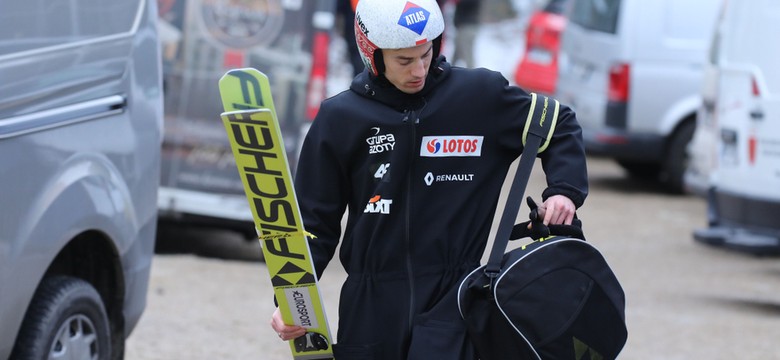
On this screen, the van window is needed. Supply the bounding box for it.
[707,1,727,66]
[544,0,570,15]
[569,0,621,34]
[707,30,721,65]
[726,0,780,93]
[0,0,139,55]
[662,2,716,45]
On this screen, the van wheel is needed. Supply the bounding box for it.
[11,276,111,360]
[661,120,696,194]
[616,160,661,179]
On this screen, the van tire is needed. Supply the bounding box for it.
[661,120,696,193]
[616,160,661,179]
[10,276,111,360]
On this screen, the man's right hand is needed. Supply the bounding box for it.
[270,307,307,341]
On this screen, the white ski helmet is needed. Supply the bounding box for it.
[354,0,445,76]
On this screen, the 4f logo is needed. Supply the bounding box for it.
[374,163,390,181]
[364,195,392,214]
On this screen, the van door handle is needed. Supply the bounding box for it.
[750,109,764,120]
[0,95,125,139]
[702,99,716,113]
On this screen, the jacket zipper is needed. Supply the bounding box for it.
[403,109,417,333]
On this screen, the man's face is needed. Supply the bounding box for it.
[382,42,434,94]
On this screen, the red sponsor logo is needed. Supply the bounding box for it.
[420,136,483,157]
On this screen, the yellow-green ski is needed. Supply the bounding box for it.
[218,68,333,359]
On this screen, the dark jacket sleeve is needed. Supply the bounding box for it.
[294,103,349,279]
[538,103,589,208]
[489,70,588,208]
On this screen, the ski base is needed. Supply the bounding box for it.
[219,68,333,359]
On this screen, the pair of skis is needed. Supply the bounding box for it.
[218,68,333,359]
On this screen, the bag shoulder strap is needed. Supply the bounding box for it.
[484,92,560,277]
[522,92,560,154]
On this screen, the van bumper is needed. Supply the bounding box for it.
[694,227,780,255]
[694,188,780,255]
[157,187,255,237]
[583,128,665,162]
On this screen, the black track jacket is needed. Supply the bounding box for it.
[294,57,588,359]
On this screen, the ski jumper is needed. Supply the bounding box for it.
[294,57,588,359]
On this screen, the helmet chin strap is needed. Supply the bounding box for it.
[371,49,386,77]
[431,35,442,62]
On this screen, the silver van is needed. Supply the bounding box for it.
[156,0,336,238]
[0,0,162,358]
[556,0,720,192]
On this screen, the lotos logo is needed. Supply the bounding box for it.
[364,195,393,214]
[397,1,430,35]
[426,139,441,153]
[420,136,484,157]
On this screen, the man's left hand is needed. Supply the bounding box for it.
[537,194,576,225]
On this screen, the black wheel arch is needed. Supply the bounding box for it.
[42,231,126,359]
[660,114,697,193]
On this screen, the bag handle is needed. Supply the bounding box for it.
[508,197,585,241]
[483,93,560,282]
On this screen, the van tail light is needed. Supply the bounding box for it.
[748,132,757,165]
[306,31,329,121]
[608,63,630,102]
[748,76,760,166]
[751,76,760,97]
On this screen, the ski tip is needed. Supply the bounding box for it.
[220,67,267,81]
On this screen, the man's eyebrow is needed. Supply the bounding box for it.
[395,46,433,61]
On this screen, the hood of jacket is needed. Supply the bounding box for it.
[349,55,452,112]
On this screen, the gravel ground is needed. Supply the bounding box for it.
[126,157,780,359]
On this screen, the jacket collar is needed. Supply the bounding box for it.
[350,56,451,112]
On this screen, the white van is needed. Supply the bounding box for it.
[556,0,720,192]
[687,0,780,253]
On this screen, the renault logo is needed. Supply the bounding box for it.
[424,172,434,186]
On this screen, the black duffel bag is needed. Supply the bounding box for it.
[457,198,627,359]
[456,92,626,359]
